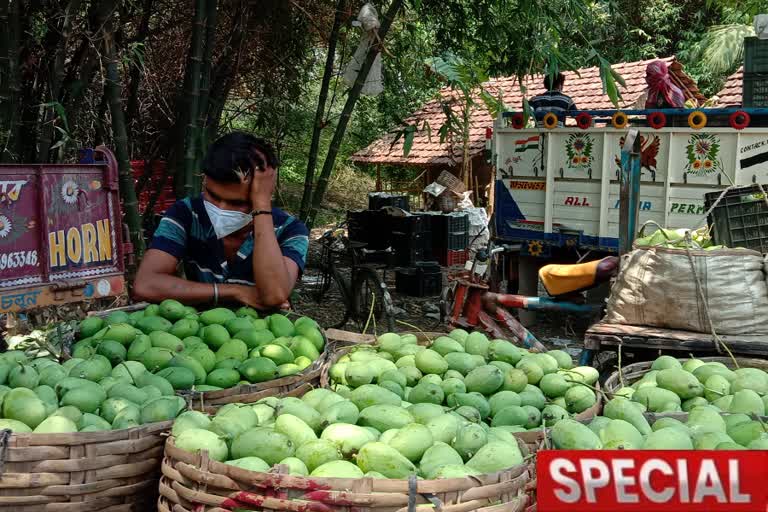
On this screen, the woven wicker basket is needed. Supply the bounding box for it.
[603,356,768,395]
[0,420,171,511]
[181,358,325,414]
[158,436,534,512]
[74,306,330,413]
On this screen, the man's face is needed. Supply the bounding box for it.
[203,177,251,214]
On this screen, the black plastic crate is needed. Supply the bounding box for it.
[705,184,768,253]
[745,37,768,74]
[347,210,391,249]
[420,272,442,296]
[431,213,470,248]
[444,231,469,250]
[369,193,409,211]
[429,212,469,232]
[391,231,432,250]
[415,261,441,274]
[395,266,442,297]
[743,72,768,108]
[394,247,426,267]
[389,214,429,235]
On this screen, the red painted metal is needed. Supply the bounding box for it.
[492,292,528,309]
[450,282,467,322]
[0,147,127,312]
[463,287,484,325]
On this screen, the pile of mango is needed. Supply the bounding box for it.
[170,329,599,480]
[613,355,767,415]
[551,355,768,450]
[171,388,527,479]
[72,300,325,391]
[328,330,600,430]
[0,302,325,434]
[0,349,187,433]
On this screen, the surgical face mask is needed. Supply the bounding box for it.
[204,200,252,239]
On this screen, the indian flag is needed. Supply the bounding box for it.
[514,136,539,153]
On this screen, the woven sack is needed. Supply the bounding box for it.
[604,246,768,334]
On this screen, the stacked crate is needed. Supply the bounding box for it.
[431,212,470,267]
[368,192,410,211]
[390,214,431,266]
[744,37,768,107]
[395,261,442,297]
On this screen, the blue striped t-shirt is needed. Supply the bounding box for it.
[149,196,309,285]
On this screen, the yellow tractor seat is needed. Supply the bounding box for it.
[539,259,602,297]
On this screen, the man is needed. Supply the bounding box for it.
[529,72,577,126]
[133,132,309,310]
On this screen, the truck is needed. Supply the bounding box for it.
[0,147,129,316]
[492,109,768,256]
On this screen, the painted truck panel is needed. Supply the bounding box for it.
[494,125,766,251]
[0,148,127,313]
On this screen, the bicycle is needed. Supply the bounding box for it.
[440,241,617,352]
[312,224,396,333]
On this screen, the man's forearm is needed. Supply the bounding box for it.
[251,214,293,305]
[133,272,254,306]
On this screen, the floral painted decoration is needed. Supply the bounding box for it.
[61,180,80,205]
[565,134,594,169]
[685,133,722,176]
[0,214,11,238]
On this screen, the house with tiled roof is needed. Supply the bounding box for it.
[352,57,705,204]
[714,67,744,106]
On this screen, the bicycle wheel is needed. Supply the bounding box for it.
[352,268,395,333]
[314,269,352,330]
[313,266,334,303]
[439,282,457,324]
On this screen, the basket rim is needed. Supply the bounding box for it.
[6,418,172,444]
[603,355,768,394]
[163,432,532,488]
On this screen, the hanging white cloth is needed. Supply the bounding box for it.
[343,3,384,96]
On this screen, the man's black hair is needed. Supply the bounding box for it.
[202,132,279,183]
[544,72,565,91]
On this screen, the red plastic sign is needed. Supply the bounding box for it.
[537,450,768,512]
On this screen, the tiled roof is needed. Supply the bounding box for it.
[714,67,743,107]
[352,57,706,166]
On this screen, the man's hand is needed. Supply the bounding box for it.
[249,166,276,211]
[229,283,289,310]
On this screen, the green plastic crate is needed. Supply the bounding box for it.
[745,36,768,73]
[743,72,768,107]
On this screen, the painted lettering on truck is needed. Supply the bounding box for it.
[613,200,652,210]
[669,202,705,215]
[48,219,112,268]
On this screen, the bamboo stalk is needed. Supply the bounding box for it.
[182,0,207,198]
[125,0,155,130]
[104,18,146,260]
[5,0,19,161]
[298,0,345,222]
[205,7,247,145]
[36,0,83,163]
[193,0,218,188]
[307,0,405,229]
[0,0,12,161]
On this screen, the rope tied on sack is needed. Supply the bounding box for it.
[682,231,739,367]
[0,428,13,474]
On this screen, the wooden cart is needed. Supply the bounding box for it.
[583,322,768,374]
